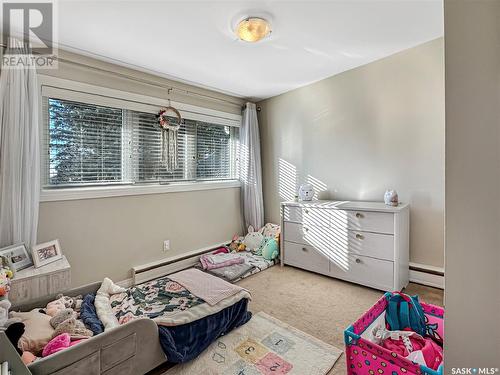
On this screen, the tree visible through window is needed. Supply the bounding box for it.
[45,97,239,187]
[48,98,122,185]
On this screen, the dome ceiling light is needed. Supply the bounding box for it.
[235,17,272,43]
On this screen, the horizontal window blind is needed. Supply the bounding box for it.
[42,95,240,188]
[44,98,123,186]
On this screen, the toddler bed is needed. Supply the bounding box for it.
[9,269,252,375]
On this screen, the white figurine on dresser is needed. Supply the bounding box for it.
[280,200,409,291]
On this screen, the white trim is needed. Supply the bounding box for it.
[40,180,241,202]
[409,262,444,274]
[38,75,242,127]
[132,240,230,285]
[409,262,444,289]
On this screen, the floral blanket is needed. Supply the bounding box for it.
[111,277,204,324]
[110,275,251,327]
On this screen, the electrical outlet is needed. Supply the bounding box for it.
[163,240,170,252]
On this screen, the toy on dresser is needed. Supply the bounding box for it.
[0,257,14,326]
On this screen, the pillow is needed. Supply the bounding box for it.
[10,309,54,355]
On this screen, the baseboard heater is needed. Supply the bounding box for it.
[409,262,445,289]
[132,241,229,285]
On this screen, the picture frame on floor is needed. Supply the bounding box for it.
[32,239,63,268]
[0,243,33,271]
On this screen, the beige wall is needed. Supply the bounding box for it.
[38,188,242,286]
[258,38,445,268]
[36,50,244,287]
[444,0,500,368]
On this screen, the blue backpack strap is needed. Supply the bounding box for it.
[399,300,411,329]
[408,295,427,336]
[386,294,402,330]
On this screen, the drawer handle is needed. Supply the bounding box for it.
[355,212,364,219]
[355,233,364,240]
[355,258,362,264]
[301,247,308,252]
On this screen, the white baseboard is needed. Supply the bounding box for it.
[409,262,444,289]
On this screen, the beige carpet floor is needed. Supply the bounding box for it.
[237,266,443,375]
[156,265,443,375]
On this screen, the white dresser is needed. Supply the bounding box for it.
[9,256,71,304]
[280,200,409,291]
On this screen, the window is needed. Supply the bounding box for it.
[43,95,240,189]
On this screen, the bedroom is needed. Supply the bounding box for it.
[0,1,498,374]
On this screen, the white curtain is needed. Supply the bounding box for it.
[0,38,40,248]
[239,102,264,231]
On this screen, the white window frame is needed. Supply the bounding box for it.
[38,76,242,202]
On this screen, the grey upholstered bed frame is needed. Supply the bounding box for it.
[10,282,167,375]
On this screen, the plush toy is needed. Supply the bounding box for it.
[0,299,11,327]
[259,223,281,239]
[5,322,25,355]
[42,333,85,357]
[50,309,76,328]
[243,226,264,251]
[21,351,37,365]
[260,237,279,261]
[0,265,13,300]
[46,295,75,317]
[0,264,14,327]
[49,308,92,340]
[228,235,245,252]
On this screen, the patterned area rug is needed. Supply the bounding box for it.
[165,311,342,375]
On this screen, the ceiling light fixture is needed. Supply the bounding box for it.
[236,17,272,43]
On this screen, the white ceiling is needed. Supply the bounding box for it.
[51,1,442,100]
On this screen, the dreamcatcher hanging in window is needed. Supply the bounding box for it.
[156,105,182,171]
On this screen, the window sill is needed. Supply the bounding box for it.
[40,180,241,202]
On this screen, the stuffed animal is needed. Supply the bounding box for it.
[50,309,76,328]
[0,299,11,327]
[49,308,92,339]
[228,235,245,252]
[52,317,93,340]
[0,265,13,300]
[0,265,14,327]
[260,237,279,261]
[243,226,264,251]
[46,295,74,317]
[259,223,281,239]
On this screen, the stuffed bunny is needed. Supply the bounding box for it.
[243,226,264,251]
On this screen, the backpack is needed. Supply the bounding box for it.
[385,292,427,337]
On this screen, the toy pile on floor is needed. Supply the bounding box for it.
[0,256,102,365]
[198,223,280,282]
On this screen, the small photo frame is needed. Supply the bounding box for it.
[32,239,63,268]
[0,243,33,272]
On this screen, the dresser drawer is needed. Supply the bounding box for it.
[284,241,329,275]
[284,221,334,246]
[283,205,303,223]
[346,210,394,234]
[329,255,394,291]
[283,205,332,227]
[347,230,394,261]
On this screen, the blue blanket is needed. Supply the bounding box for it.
[158,298,252,363]
[80,293,104,335]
